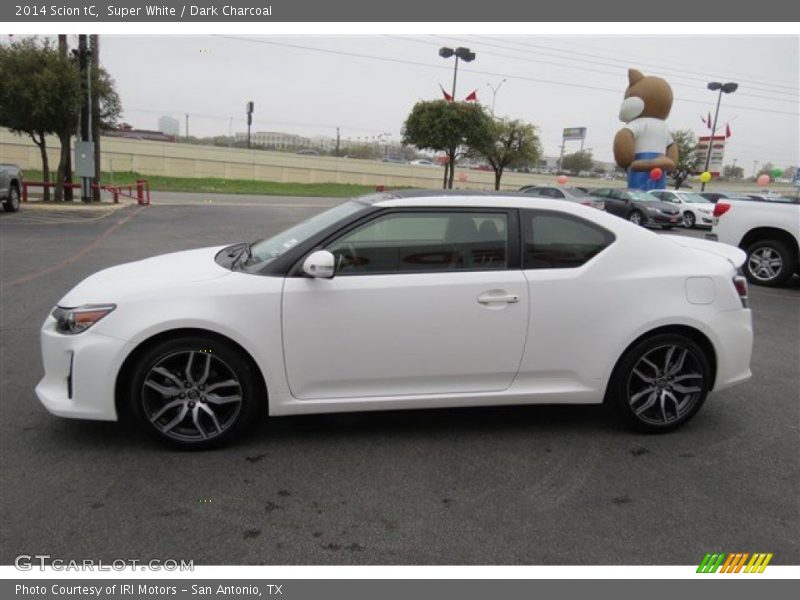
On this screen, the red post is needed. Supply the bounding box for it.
[136,180,150,205]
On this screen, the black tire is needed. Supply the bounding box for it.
[628,210,644,226]
[2,184,20,213]
[743,239,797,287]
[662,225,673,231]
[128,335,262,449]
[606,333,712,433]
[683,211,695,228]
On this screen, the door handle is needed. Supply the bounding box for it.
[478,292,519,304]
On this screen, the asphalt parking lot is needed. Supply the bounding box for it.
[0,194,798,566]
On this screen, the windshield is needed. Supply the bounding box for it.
[629,191,659,202]
[246,200,367,266]
[676,193,711,203]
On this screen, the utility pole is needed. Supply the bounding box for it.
[486,79,506,116]
[752,160,758,178]
[185,113,189,141]
[336,127,341,157]
[246,101,254,149]
[90,34,101,202]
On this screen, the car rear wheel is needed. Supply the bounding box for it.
[744,239,797,287]
[628,210,644,226]
[2,184,20,213]
[683,211,695,228]
[128,335,261,449]
[607,333,711,433]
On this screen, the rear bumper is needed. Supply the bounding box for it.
[710,308,753,392]
[35,316,131,421]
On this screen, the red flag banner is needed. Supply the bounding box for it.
[439,84,453,102]
[465,90,478,102]
[725,124,732,138]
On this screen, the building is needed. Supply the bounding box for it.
[105,123,175,142]
[157,116,180,137]
[235,131,337,152]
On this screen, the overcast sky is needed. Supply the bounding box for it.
[89,35,798,169]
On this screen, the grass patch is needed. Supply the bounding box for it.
[22,170,379,198]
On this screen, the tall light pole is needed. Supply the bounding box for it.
[701,81,738,191]
[486,79,506,115]
[439,46,476,100]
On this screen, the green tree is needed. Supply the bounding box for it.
[669,129,701,189]
[0,38,79,201]
[471,118,542,190]
[402,100,492,189]
[722,164,744,180]
[561,150,593,175]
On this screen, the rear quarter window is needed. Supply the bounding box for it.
[522,210,616,269]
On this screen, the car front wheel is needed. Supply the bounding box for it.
[744,239,797,287]
[128,335,262,449]
[607,333,711,433]
[2,184,20,213]
[683,211,695,228]
[628,210,644,226]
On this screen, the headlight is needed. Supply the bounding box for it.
[52,304,116,335]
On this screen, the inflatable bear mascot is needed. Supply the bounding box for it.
[613,69,678,191]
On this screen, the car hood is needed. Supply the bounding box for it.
[667,236,746,268]
[58,246,231,306]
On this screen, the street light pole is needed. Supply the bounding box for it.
[701,81,738,192]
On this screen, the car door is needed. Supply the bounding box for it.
[281,208,530,400]
[602,189,628,217]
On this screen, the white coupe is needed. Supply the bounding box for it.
[37,191,753,448]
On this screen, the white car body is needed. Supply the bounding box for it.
[37,194,753,433]
[649,190,715,227]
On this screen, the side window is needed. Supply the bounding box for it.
[551,189,565,199]
[327,211,509,274]
[592,188,610,198]
[523,211,615,269]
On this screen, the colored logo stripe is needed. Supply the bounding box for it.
[697,552,773,573]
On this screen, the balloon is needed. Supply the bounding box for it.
[556,175,568,185]
[756,174,770,186]
[771,168,783,178]
[649,167,663,181]
[699,171,712,183]
[457,172,468,182]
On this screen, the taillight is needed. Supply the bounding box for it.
[733,275,748,308]
[714,202,731,217]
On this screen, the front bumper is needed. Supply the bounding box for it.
[647,212,682,226]
[35,316,132,421]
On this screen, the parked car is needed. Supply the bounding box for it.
[295,149,320,156]
[0,164,23,212]
[382,156,407,164]
[648,190,715,229]
[698,191,753,203]
[590,188,682,229]
[521,185,605,210]
[37,190,752,448]
[708,196,799,286]
[409,159,437,167]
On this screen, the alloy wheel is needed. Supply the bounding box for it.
[141,350,243,442]
[626,344,705,426]
[629,211,642,225]
[683,212,695,228]
[748,247,783,283]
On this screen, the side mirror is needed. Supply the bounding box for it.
[302,250,335,279]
